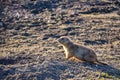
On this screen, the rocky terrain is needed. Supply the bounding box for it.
[0,0,120,80]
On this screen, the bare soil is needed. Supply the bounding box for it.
[0,0,120,80]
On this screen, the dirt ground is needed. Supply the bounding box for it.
[0,0,120,80]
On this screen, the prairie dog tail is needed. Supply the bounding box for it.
[96,59,107,65]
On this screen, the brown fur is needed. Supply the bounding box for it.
[58,36,107,65]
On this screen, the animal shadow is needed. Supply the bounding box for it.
[82,62,120,79]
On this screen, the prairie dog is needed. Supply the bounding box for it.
[58,36,107,65]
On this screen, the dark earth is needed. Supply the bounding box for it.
[0,0,120,80]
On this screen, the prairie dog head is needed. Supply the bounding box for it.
[58,36,72,45]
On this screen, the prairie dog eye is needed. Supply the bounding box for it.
[61,38,65,40]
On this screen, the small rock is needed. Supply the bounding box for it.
[64,20,72,24]
[76,18,84,23]
[21,32,31,36]
[64,27,75,31]
[0,22,3,26]
[0,37,5,44]
[69,32,76,35]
